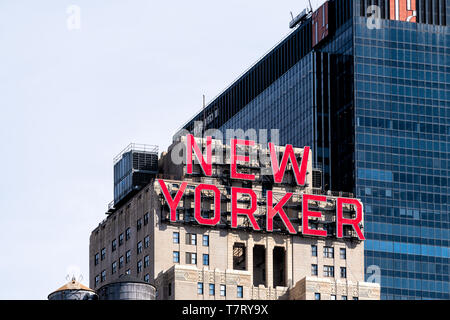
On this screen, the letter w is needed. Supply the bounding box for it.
[269,143,310,185]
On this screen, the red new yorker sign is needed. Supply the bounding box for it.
[158,135,365,241]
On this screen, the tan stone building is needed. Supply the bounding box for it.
[90,137,380,300]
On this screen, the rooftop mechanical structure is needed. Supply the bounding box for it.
[109,143,159,214]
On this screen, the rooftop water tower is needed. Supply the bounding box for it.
[48,276,98,300]
[96,275,156,300]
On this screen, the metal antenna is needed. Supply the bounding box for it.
[202,94,206,136]
[308,0,313,12]
[65,271,83,283]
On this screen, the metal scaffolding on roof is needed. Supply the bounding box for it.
[113,143,159,164]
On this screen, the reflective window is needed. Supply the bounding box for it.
[323,246,334,258]
[311,245,318,257]
[173,251,180,263]
[324,265,334,277]
[173,232,179,244]
[197,282,203,295]
[203,235,209,246]
[237,286,243,298]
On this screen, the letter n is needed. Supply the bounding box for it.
[186,134,212,176]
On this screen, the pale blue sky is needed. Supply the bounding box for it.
[0,0,321,299]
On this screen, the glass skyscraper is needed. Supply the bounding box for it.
[181,0,450,299]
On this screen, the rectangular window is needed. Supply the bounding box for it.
[125,269,131,275]
[119,233,124,246]
[186,233,197,245]
[203,254,209,266]
[101,248,106,260]
[144,235,150,248]
[126,228,131,240]
[331,294,336,300]
[353,297,359,300]
[119,256,124,268]
[173,251,180,263]
[173,232,180,244]
[186,252,197,265]
[342,296,348,300]
[311,244,318,257]
[137,241,143,254]
[126,250,131,263]
[203,235,209,246]
[315,292,321,300]
[144,255,150,268]
[209,283,215,295]
[112,261,117,274]
[144,274,150,283]
[237,286,243,298]
[323,246,334,258]
[311,264,318,276]
[112,239,117,252]
[340,267,347,278]
[137,260,142,273]
[324,265,334,277]
[137,218,142,231]
[94,253,99,266]
[220,285,226,297]
[101,270,106,282]
[340,248,346,260]
[197,282,204,295]
[95,275,100,286]
[144,212,149,225]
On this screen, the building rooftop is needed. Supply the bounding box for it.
[49,277,95,295]
[113,143,159,164]
[101,274,154,286]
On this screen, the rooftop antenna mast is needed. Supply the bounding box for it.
[65,273,83,283]
[202,94,206,136]
[289,1,313,29]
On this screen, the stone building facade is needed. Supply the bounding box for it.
[90,137,380,300]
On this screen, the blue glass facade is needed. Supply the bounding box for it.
[182,0,450,299]
[353,15,450,299]
[220,52,315,151]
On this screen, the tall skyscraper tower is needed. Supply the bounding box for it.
[181,0,450,299]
